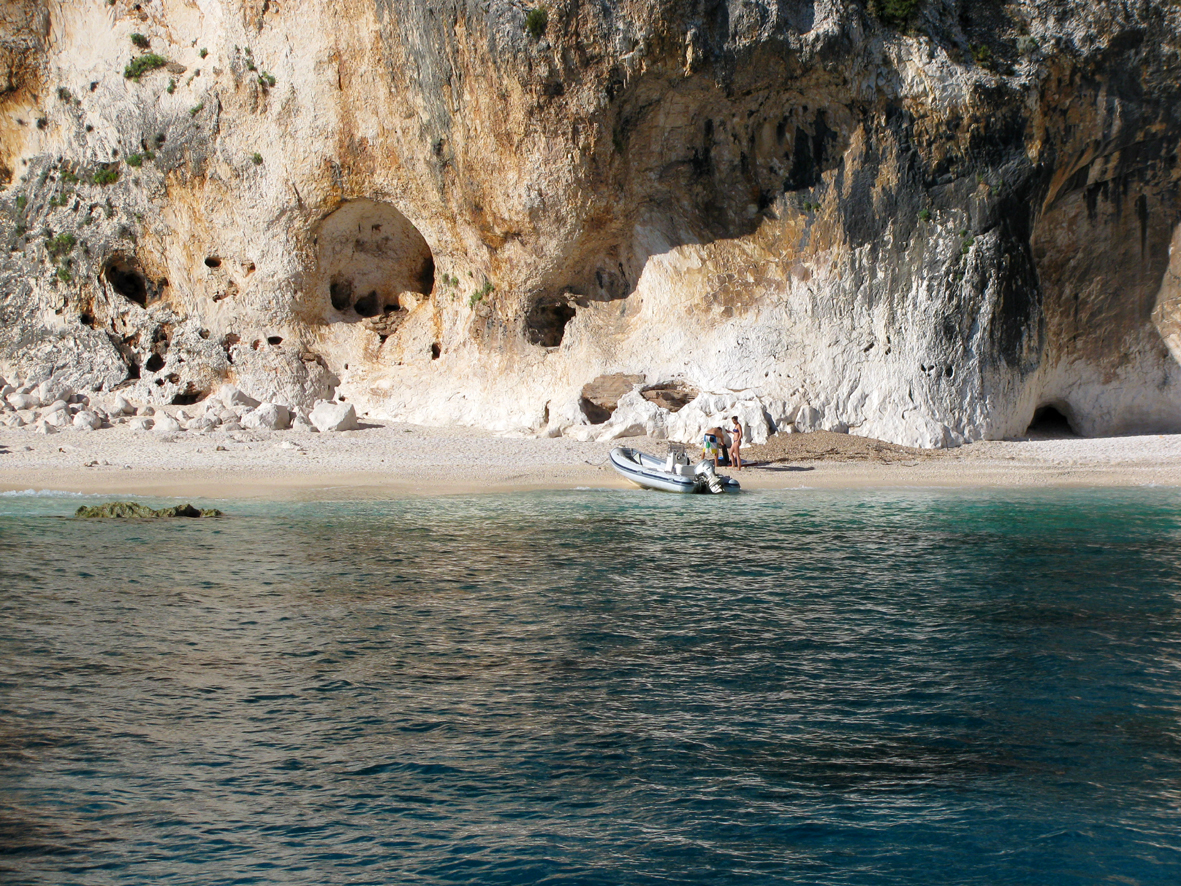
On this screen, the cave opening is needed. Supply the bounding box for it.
[354,291,381,318]
[145,353,165,373]
[526,297,577,348]
[329,279,353,311]
[315,199,434,322]
[1026,404,1079,438]
[103,257,150,307]
[170,383,208,406]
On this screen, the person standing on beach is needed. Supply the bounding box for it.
[729,416,743,470]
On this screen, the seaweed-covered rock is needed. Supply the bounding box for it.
[74,502,223,518]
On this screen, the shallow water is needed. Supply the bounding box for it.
[2,488,1181,884]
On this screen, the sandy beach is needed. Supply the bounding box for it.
[3,421,1181,499]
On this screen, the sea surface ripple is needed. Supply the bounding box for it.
[2,488,1180,884]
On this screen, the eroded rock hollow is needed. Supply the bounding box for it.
[4,0,1181,445]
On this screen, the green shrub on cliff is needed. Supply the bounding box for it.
[870,0,920,28]
[124,53,168,80]
[92,166,120,185]
[525,7,548,39]
[47,232,76,258]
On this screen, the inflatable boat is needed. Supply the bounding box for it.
[609,446,740,494]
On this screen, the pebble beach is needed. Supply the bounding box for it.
[3,399,1181,498]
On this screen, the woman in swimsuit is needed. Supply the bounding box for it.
[729,416,743,470]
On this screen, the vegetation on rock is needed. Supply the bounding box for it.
[92,166,120,185]
[869,0,920,28]
[525,7,548,39]
[124,53,168,80]
[75,502,224,518]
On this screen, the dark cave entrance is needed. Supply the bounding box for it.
[1025,404,1080,438]
[526,297,576,348]
[103,256,151,307]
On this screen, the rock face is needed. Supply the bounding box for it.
[3,1,1181,446]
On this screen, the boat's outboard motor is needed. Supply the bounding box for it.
[695,460,726,494]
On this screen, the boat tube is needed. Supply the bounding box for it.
[609,446,740,494]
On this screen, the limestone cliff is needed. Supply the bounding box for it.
[3,0,1181,446]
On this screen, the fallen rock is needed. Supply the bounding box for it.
[188,416,219,432]
[310,400,359,432]
[44,409,72,428]
[242,402,292,431]
[74,502,224,519]
[129,416,154,431]
[218,384,261,410]
[292,413,317,432]
[33,420,57,434]
[7,393,38,410]
[73,410,102,431]
[112,394,136,416]
[153,415,182,434]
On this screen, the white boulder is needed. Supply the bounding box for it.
[72,410,102,431]
[218,384,261,409]
[153,414,182,434]
[44,408,72,428]
[129,416,154,431]
[310,400,359,432]
[7,392,38,410]
[242,402,292,431]
[112,394,136,416]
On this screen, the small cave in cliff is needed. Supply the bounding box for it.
[526,297,576,348]
[170,383,209,406]
[103,257,152,307]
[1026,404,1080,438]
[315,199,434,322]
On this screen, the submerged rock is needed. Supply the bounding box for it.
[74,502,224,519]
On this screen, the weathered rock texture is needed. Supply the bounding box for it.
[4,0,1181,446]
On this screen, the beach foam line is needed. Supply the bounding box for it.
[0,489,91,498]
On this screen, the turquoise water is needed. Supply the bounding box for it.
[2,488,1181,884]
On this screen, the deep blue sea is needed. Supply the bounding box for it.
[2,487,1181,885]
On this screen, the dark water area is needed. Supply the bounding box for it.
[2,488,1180,885]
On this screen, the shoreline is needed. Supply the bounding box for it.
[3,424,1181,499]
